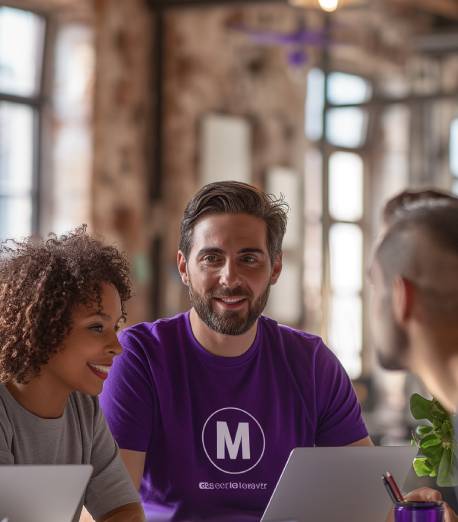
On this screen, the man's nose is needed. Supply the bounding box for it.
[219,259,242,287]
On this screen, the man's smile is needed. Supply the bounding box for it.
[213,296,248,310]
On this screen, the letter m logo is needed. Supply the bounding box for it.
[216,421,251,460]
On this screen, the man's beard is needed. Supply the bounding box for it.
[188,281,270,336]
[376,298,409,371]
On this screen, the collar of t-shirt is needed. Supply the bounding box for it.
[184,311,262,369]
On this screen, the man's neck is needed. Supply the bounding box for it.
[189,308,258,357]
[409,322,458,413]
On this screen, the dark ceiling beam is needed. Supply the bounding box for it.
[149,0,458,18]
[148,0,284,8]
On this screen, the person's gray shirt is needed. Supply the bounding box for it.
[0,385,139,521]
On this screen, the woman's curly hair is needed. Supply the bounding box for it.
[0,226,132,384]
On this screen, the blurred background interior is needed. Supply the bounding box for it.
[0,0,457,445]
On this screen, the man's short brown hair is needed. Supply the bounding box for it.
[179,181,289,263]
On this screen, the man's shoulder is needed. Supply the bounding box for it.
[261,316,324,349]
[261,316,330,365]
[119,312,188,342]
[117,312,190,360]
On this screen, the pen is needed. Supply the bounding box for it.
[382,471,404,502]
[382,475,397,504]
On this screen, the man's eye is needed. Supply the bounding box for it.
[89,324,103,333]
[241,255,257,264]
[202,255,219,263]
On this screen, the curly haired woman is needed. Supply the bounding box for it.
[0,226,144,522]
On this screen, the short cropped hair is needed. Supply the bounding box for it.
[376,201,458,288]
[382,188,457,227]
[179,181,289,263]
[0,226,131,384]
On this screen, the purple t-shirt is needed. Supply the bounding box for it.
[100,312,367,521]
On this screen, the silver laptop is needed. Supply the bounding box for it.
[0,465,92,522]
[261,446,417,522]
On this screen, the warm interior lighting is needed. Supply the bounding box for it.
[289,0,363,11]
[318,0,339,11]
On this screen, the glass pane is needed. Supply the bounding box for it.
[304,148,322,221]
[453,180,458,196]
[329,223,362,293]
[0,7,45,96]
[0,196,32,239]
[51,24,94,234]
[329,294,362,379]
[326,107,367,148]
[450,118,458,177]
[0,102,34,194]
[382,104,410,153]
[55,24,95,120]
[329,152,363,221]
[305,68,324,141]
[327,72,371,105]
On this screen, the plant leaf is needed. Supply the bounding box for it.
[441,421,453,440]
[431,400,449,425]
[413,457,433,477]
[437,447,458,487]
[420,433,442,448]
[410,394,434,421]
[416,425,434,437]
[421,444,443,466]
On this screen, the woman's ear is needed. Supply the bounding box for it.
[177,251,189,286]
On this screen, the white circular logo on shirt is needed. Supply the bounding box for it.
[201,407,265,475]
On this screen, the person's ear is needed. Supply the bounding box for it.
[392,276,415,324]
[177,250,189,286]
[270,253,283,285]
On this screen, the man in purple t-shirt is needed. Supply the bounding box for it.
[100,181,371,521]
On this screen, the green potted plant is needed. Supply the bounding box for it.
[410,393,458,509]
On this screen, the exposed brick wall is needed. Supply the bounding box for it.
[161,4,311,315]
[92,0,155,324]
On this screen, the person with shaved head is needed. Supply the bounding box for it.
[370,193,458,522]
[382,188,456,229]
[371,198,458,411]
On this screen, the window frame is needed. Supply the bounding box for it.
[0,5,48,237]
[305,65,372,378]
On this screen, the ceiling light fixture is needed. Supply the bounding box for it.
[289,0,364,13]
[318,0,340,11]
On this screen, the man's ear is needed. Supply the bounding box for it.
[177,250,189,286]
[270,253,283,285]
[392,276,415,324]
